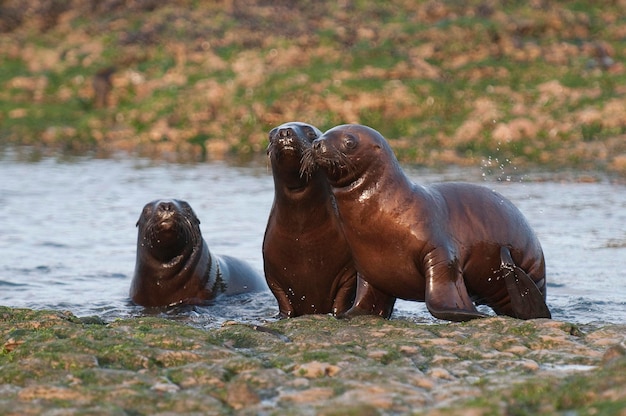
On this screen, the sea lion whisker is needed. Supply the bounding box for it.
[299,147,317,179]
[336,150,357,179]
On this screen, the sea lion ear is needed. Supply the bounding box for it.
[136,211,146,227]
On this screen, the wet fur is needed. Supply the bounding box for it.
[131,199,265,307]
[309,124,550,321]
[263,121,360,318]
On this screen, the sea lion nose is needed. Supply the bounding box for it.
[159,201,175,212]
[279,127,294,137]
[312,138,324,153]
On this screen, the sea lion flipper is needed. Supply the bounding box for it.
[425,293,487,322]
[500,247,551,320]
[339,277,396,319]
[331,273,359,317]
[266,280,295,318]
[425,254,487,322]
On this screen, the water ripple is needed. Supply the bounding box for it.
[1,153,625,327]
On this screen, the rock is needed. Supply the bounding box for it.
[293,361,341,378]
[278,387,335,404]
[226,381,260,409]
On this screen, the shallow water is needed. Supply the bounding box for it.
[1,149,624,327]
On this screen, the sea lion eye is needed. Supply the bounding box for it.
[344,134,357,149]
[305,128,317,139]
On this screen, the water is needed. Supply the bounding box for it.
[1,149,625,327]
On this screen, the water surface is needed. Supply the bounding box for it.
[1,149,624,327]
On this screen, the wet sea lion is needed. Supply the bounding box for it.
[263,121,395,318]
[130,199,266,307]
[305,124,551,321]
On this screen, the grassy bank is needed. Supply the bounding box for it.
[1,307,625,414]
[1,1,626,174]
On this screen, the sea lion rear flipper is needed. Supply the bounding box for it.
[500,247,551,320]
[339,277,396,319]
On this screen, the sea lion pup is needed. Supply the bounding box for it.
[130,199,266,307]
[305,124,551,321]
[263,121,395,318]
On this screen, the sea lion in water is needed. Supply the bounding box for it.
[263,121,395,318]
[304,124,550,321]
[130,199,266,307]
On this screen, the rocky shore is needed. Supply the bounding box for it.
[1,306,624,415]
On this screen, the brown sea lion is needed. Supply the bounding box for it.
[130,199,266,307]
[305,124,550,322]
[263,121,395,318]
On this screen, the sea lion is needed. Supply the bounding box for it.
[130,199,266,307]
[263,121,395,318]
[305,124,551,321]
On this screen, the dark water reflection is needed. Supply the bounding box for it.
[1,149,624,327]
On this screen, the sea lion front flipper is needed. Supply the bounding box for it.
[339,277,396,319]
[265,277,296,319]
[500,247,551,320]
[424,251,487,322]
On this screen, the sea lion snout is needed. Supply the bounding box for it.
[274,127,298,148]
[279,126,294,137]
[143,199,198,234]
[311,137,326,153]
[155,200,179,216]
[269,126,302,155]
[157,200,176,210]
[152,200,183,227]
[270,122,322,147]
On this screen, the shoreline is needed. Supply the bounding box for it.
[3,144,626,187]
[1,306,624,414]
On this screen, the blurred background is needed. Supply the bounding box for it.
[1,0,625,174]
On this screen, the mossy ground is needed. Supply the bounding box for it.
[1,307,624,414]
[1,1,626,174]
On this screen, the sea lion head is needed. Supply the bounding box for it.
[309,124,390,188]
[136,199,201,262]
[267,121,323,189]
